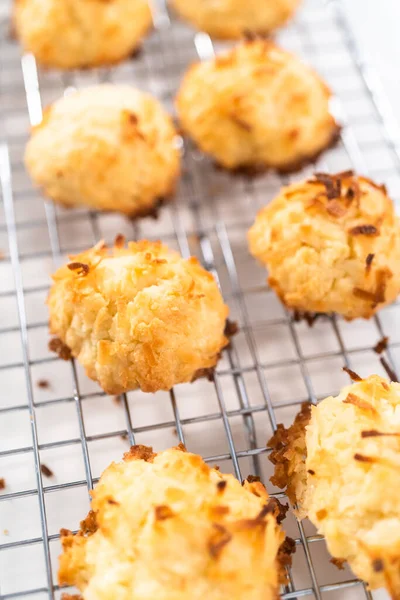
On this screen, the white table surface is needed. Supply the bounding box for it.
[343,0,400,135]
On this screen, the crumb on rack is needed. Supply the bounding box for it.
[40,464,54,478]
[373,336,389,354]
[37,379,50,389]
[0,478,5,490]
[113,395,121,405]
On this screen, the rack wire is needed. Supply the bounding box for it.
[0,0,399,598]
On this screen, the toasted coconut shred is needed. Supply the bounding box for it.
[268,402,311,507]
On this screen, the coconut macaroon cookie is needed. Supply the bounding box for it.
[268,374,400,597]
[25,85,181,218]
[176,39,338,172]
[59,444,290,600]
[48,238,229,394]
[170,0,301,40]
[248,171,400,320]
[13,0,152,69]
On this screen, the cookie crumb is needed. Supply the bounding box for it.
[373,336,389,355]
[37,379,50,389]
[0,478,5,490]
[40,464,54,478]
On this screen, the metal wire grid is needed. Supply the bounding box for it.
[0,0,399,598]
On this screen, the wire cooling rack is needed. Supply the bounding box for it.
[0,0,399,598]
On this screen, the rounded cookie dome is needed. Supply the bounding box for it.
[269,374,400,596]
[176,39,338,172]
[170,0,301,39]
[48,238,229,394]
[248,171,400,320]
[14,0,152,69]
[25,85,181,218]
[59,444,288,600]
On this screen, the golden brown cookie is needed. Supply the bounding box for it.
[268,374,400,597]
[25,85,181,218]
[170,0,301,39]
[59,444,290,600]
[14,0,152,69]
[176,39,338,172]
[48,238,229,394]
[248,171,400,320]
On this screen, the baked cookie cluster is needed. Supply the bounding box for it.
[248,171,400,320]
[48,237,229,394]
[170,0,301,39]
[59,445,290,600]
[269,374,400,596]
[14,0,152,69]
[25,85,181,218]
[177,40,338,172]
